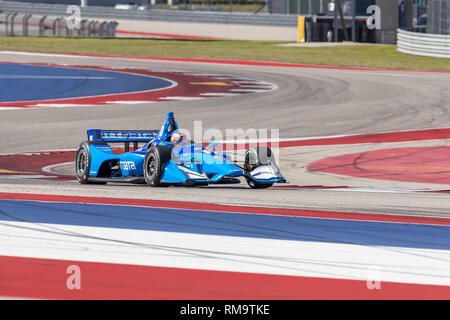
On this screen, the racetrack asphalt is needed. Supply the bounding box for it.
[0,51,449,217]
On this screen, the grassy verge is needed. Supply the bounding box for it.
[0,36,449,71]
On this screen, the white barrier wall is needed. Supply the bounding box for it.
[114,19,299,41]
[397,28,450,58]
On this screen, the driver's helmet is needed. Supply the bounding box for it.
[170,130,185,146]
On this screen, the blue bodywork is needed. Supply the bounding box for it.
[83,112,286,186]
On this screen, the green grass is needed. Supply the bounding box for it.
[1,36,449,71]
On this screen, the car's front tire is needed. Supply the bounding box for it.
[144,145,172,187]
[244,146,274,189]
[75,142,91,184]
[75,141,107,185]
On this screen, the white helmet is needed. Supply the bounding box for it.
[170,130,185,146]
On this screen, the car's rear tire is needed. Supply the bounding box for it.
[144,145,172,187]
[244,146,274,189]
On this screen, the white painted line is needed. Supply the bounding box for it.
[332,187,431,194]
[221,78,258,81]
[187,73,225,77]
[0,107,23,111]
[158,96,205,101]
[200,93,242,97]
[105,101,157,105]
[0,51,96,59]
[232,81,271,84]
[230,89,271,93]
[0,175,57,179]
[237,86,273,89]
[32,104,85,108]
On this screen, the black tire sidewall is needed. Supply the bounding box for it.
[75,142,91,184]
[245,177,273,189]
[144,149,162,186]
[244,146,274,189]
[144,146,172,186]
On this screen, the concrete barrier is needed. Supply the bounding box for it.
[397,28,450,59]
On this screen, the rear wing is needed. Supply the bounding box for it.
[87,129,158,152]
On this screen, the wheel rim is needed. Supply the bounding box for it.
[147,155,156,178]
[77,151,86,174]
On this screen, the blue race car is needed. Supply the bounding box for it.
[75,112,286,188]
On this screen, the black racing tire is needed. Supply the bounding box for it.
[75,141,107,185]
[245,178,273,189]
[75,142,90,184]
[244,146,274,189]
[144,145,172,187]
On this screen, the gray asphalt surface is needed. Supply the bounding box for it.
[1,51,450,217]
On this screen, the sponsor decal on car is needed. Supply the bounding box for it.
[120,161,137,171]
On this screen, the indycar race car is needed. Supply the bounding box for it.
[75,112,286,188]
